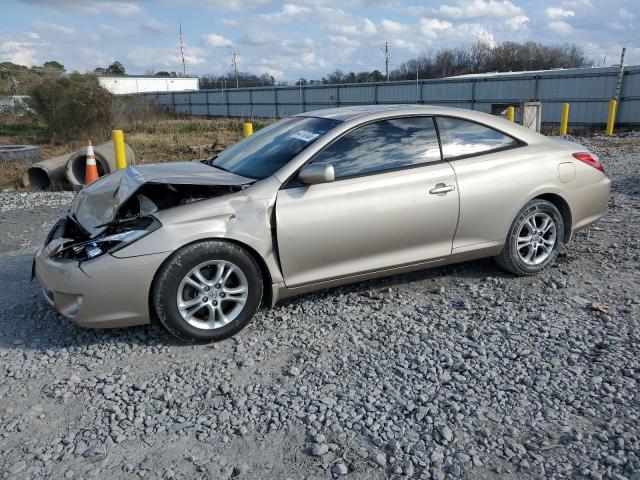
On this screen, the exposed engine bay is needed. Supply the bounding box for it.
[117,183,243,218]
[44,182,246,262]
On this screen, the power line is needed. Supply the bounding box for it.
[582,37,640,54]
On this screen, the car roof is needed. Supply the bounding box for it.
[296,104,547,144]
[296,104,429,121]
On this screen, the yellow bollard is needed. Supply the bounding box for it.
[559,103,570,136]
[243,122,253,137]
[505,106,515,122]
[112,129,127,170]
[606,99,617,136]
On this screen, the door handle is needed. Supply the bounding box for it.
[429,183,456,195]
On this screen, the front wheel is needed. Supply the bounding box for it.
[152,240,263,342]
[496,199,564,276]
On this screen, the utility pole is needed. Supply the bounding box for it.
[231,52,239,88]
[382,41,390,82]
[614,47,626,103]
[179,19,186,76]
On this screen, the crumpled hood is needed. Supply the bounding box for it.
[70,162,254,237]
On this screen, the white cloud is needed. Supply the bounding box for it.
[195,0,275,10]
[437,0,523,19]
[619,8,635,20]
[18,0,142,16]
[127,44,206,71]
[456,23,496,45]
[548,20,574,34]
[546,7,575,18]
[505,15,529,30]
[419,18,495,46]
[0,39,39,66]
[259,3,311,21]
[314,7,377,36]
[328,35,358,47]
[561,0,592,8]
[380,19,408,34]
[33,21,75,36]
[17,0,276,13]
[203,33,233,47]
[363,18,377,34]
[255,66,284,78]
[419,18,453,40]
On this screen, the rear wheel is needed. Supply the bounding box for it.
[152,240,262,342]
[496,199,564,276]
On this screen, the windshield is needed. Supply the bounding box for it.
[211,116,341,179]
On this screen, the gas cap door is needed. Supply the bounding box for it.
[558,162,576,183]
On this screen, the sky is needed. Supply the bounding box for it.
[1,0,638,82]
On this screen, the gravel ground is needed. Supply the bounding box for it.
[0,133,638,480]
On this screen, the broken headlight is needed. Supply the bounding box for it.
[53,216,161,261]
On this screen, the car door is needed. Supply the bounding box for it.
[435,116,530,251]
[275,116,460,287]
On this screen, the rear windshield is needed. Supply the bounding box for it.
[211,116,341,179]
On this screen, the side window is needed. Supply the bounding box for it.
[312,117,441,178]
[437,117,518,159]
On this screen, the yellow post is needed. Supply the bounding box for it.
[506,106,515,122]
[559,103,569,136]
[606,99,617,136]
[243,122,253,137]
[112,129,127,170]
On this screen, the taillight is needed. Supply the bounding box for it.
[573,152,604,173]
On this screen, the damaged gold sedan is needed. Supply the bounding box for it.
[35,105,611,341]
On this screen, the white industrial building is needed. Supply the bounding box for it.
[98,75,199,95]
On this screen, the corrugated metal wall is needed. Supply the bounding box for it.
[140,66,640,125]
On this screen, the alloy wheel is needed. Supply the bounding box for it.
[516,212,557,265]
[176,260,248,330]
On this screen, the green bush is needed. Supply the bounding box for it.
[29,73,112,143]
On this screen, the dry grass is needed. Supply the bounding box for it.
[0,116,273,189]
[126,118,271,165]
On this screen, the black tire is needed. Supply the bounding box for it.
[0,145,41,164]
[152,240,263,342]
[496,199,564,276]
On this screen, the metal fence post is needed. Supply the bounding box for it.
[374,83,378,104]
[274,88,278,118]
[206,91,211,117]
[225,89,230,117]
[336,84,340,107]
[470,78,476,110]
[249,89,253,118]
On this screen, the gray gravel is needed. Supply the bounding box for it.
[0,133,638,479]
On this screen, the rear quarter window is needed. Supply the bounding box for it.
[437,117,518,160]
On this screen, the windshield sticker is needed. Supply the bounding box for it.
[291,130,320,142]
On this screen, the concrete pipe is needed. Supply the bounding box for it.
[23,141,135,190]
[22,152,69,189]
[65,141,135,187]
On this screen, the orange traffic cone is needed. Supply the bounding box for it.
[84,139,99,184]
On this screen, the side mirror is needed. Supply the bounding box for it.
[298,162,335,185]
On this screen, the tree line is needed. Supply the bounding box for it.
[388,41,589,81]
[198,41,590,89]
